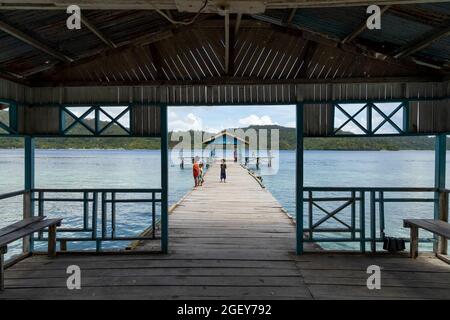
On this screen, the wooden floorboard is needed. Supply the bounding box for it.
[1,162,450,299]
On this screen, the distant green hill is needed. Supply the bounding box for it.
[0,110,445,150]
[243,125,439,151]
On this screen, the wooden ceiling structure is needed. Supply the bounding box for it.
[0,0,450,106]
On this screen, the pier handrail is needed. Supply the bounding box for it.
[302,186,441,253]
[0,190,26,201]
[30,188,163,252]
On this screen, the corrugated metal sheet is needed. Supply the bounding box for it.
[360,12,433,47]
[290,7,367,40]
[25,82,446,105]
[0,78,30,103]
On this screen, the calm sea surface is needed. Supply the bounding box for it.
[1,149,448,256]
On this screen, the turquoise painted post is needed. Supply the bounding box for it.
[366,103,372,134]
[24,136,35,253]
[160,104,169,254]
[434,134,446,253]
[402,101,410,133]
[296,103,304,255]
[435,134,446,220]
[223,133,226,159]
[8,102,17,133]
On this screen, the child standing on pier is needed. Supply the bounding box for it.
[198,162,205,186]
[220,159,227,183]
[193,158,200,187]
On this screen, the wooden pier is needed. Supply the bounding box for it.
[1,162,450,300]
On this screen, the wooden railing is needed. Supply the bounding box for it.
[302,187,445,252]
[30,188,162,252]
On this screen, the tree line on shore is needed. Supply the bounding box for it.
[0,111,444,150]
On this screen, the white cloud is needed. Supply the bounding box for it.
[169,112,203,132]
[238,115,275,126]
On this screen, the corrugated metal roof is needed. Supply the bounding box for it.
[0,4,448,84]
[292,7,367,40]
[359,12,434,47]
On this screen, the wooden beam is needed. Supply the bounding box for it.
[250,14,443,73]
[148,43,165,79]
[394,24,450,58]
[283,8,297,26]
[0,67,24,80]
[296,41,319,79]
[225,12,230,74]
[0,19,73,62]
[24,15,214,80]
[81,15,117,48]
[1,0,450,10]
[234,13,242,37]
[30,29,173,80]
[341,5,391,44]
[27,75,443,87]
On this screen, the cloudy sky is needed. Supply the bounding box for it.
[61,103,404,135]
[169,105,296,133]
[168,103,403,134]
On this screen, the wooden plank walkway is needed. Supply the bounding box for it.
[1,162,450,299]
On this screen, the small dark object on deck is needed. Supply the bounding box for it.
[383,237,405,253]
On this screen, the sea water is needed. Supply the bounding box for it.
[0,149,447,256]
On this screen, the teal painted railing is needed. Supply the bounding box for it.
[1,187,448,256]
[30,188,162,252]
[302,187,448,252]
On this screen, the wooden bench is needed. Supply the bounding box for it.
[0,216,62,291]
[404,219,450,260]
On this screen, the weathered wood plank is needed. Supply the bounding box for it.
[2,162,450,299]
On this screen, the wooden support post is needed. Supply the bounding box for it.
[23,136,35,254]
[60,240,67,252]
[360,191,366,253]
[234,13,242,37]
[434,134,446,252]
[296,103,304,255]
[438,191,448,255]
[370,191,376,253]
[47,224,57,257]
[410,226,419,259]
[160,104,169,254]
[0,246,6,291]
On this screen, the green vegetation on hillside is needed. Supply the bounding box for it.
[0,111,446,150]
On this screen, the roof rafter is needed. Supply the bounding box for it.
[0,19,73,62]
[341,5,391,44]
[22,14,214,80]
[282,8,297,26]
[81,14,117,49]
[250,13,444,73]
[394,23,450,58]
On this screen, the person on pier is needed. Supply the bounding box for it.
[198,162,205,186]
[193,157,200,187]
[220,159,227,183]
